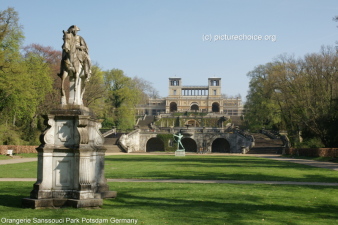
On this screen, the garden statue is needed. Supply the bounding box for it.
[174,132,185,150]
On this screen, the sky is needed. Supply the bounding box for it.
[2,0,338,100]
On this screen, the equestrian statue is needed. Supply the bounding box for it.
[58,25,91,106]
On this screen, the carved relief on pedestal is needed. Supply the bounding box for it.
[55,120,77,146]
[44,115,56,145]
[93,121,105,146]
[57,121,73,143]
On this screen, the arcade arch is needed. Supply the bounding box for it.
[181,138,197,152]
[146,137,165,152]
[211,138,230,153]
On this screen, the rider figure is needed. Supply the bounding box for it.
[65,25,91,79]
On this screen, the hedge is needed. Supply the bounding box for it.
[0,145,38,155]
[285,148,338,158]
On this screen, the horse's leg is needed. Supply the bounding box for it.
[69,71,75,104]
[74,65,83,105]
[61,71,68,105]
[75,72,80,105]
[75,65,87,105]
[80,75,86,105]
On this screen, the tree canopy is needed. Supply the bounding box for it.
[0,8,53,144]
[245,47,338,147]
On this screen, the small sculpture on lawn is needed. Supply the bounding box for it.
[174,132,185,150]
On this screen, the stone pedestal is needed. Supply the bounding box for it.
[175,150,185,156]
[22,106,116,209]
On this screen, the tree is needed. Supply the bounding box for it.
[23,44,62,114]
[132,76,160,104]
[83,64,106,117]
[0,8,53,144]
[245,63,282,131]
[0,7,25,126]
[103,69,142,130]
[21,51,53,142]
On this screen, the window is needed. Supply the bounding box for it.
[171,80,179,86]
[210,80,219,86]
[213,90,217,95]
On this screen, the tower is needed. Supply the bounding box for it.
[208,78,221,97]
[168,77,182,97]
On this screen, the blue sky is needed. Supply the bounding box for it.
[2,0,338,100]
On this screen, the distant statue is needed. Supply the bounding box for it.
[174,132,185,150]
[59,25,92,105]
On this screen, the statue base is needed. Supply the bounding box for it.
[22,106,116,209]
[175,150,185,156]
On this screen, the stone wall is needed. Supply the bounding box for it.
[285,148,338,158]
[120,129,253,153]
[0,145,38,155]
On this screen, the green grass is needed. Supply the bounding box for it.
[1,155,338,224]
[16,153,38,158]
[0,153,37,160]
[0,154,9,160]
[1,155,338,183]
[104,155,338,183]
[1,182,338,224]
[0,162,37,178]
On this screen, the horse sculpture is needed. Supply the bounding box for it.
[59,26,91,106]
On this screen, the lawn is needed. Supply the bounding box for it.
[104,155,338,182]
[0,153,38,160]
[0,155,338,224]
[1,182,338,224]
[1,155,337,183]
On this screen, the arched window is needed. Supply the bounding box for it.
[212,102,220,112]
[190,104,199,111]
[170,102,177,112]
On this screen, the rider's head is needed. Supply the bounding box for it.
[67,25,80,34]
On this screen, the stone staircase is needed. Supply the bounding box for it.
[247,133,284,154]
[104,133,126,153]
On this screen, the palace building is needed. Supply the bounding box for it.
[136,77,245,116]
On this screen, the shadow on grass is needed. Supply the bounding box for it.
[0,183,31,208]
[1,182,338,224]
[104,183,338,224]
[0,194,28,208]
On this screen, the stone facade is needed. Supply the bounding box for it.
[136,77,245,116]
